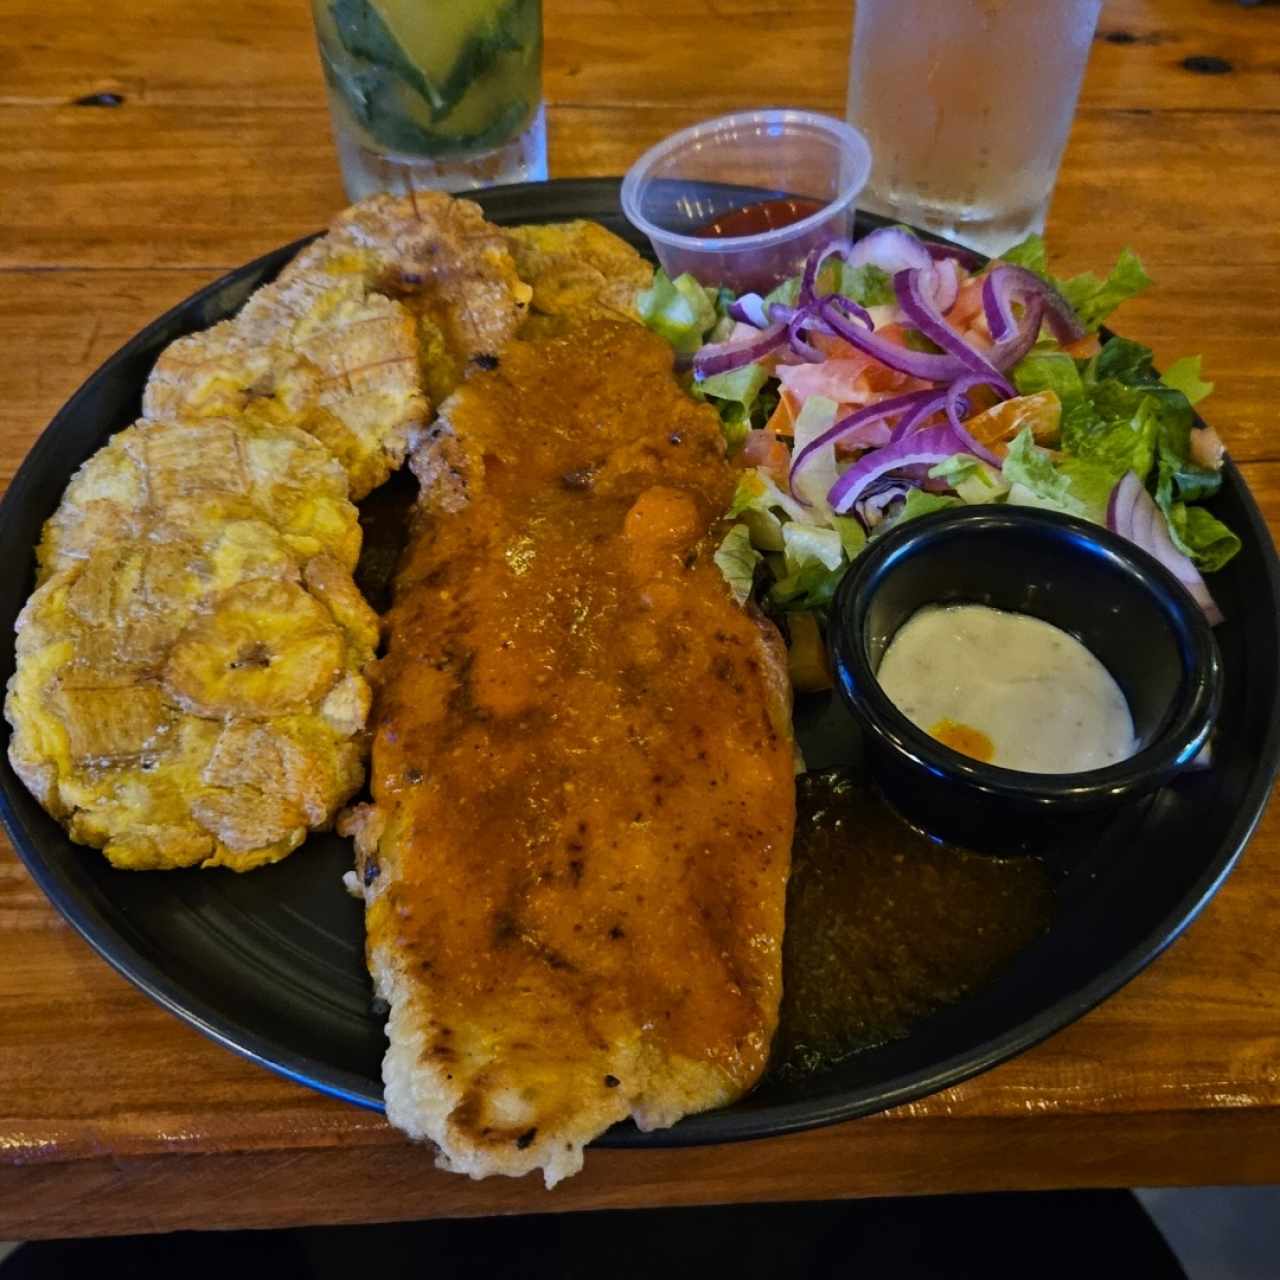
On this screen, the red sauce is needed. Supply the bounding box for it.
[695,197,826,239]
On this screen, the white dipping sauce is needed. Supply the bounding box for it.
[876,604,1137,774]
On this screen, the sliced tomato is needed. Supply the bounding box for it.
[948,277,985,329]
[740,429,791,481]
[777,357,878,407]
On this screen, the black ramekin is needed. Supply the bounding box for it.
[828,506,1223,853]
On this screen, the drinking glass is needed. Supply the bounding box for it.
[311,0,547,200]
[846,0,1103,254]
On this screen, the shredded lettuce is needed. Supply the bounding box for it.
[1062,381,1160,485]
[892,489,962,524]
[1012,350,1086,412]
[1000,233,1050,280]
[727,462,869,614]
[1000,238,1151,331]
[1073,337,1234,570]
[930,453,1009,503]
[782,522,844,574]
[831,514,868,559]
[636,269,717,354]
[788,395,841,516]
[714,523,762,604]
[729,468,807,522]
[1154,426,1237,570]
[1089,335,1158,386]
[694,361,771,450]
[837,261,896,308]
[1162,503,1241,573]
[728,470,797,550]
[1056,248,1152,331]
[763,274,801,312]
[768,560,844,611]
[1003,428,1112,523]
[1161,355,1214,406]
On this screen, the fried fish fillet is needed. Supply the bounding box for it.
[345,321,795,1185]
[279,191,532,405]
[503,220,653,337]
[6,416,377,870]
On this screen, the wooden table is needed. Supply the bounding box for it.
[2,0,1278,1239]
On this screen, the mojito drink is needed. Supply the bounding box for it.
[313,0,545,197]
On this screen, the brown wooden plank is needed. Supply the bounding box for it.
[4,1107,1280,1241]
[3,0,1280,1236]
[3,0,1277,115]
[0,99,1276,270]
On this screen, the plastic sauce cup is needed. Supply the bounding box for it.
[621,109,872,294]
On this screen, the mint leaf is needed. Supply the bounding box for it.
[330,0,444,112]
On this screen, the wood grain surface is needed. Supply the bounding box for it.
[1,0,1278,1239]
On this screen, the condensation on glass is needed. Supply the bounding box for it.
[846,0,1103,254]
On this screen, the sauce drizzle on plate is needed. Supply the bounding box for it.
[772,771,1053,1080]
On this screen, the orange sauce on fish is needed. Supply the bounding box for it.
[367,324,797,1133]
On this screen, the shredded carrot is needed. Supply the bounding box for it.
[1062,333,1101,359]
[763,387,800,439]
[810,331,857,360]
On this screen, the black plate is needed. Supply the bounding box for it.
[2,178,1278,1147]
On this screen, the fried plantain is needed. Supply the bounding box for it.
[280,191,532,405]
[503,219,652,337]
[6,415,376,871]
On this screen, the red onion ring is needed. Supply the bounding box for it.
[819,296,970,383]
[855,479,913,528]
[927,258,960,315]
[828,424,969,513]
[1106,471,1223,623]
[1106,470,1143,538]
[727,293,768,328]
[894,268,1015,392]
[988,295,1047,371]
[848,226,932,275]
[983,264,1085,344]
[787,309,827,363]
[944,374,1006,465]
[789,389,941,495]
[693,322,788,379]
[925,240,985,272]
[888,391,948,442]
[800,237,854,307]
